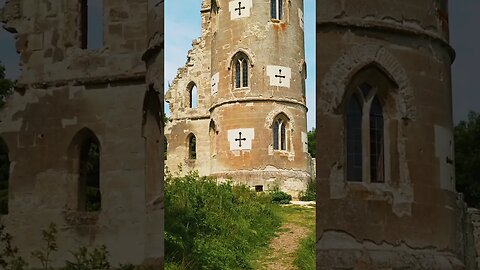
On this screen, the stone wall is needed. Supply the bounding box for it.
[0,0,163,267]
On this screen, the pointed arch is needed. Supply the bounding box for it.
[186,82,198,108]
[69,128,101,212]
[230,51,252,89]
[344,64,393,184]
[320,44,415,120]
[272,113,290,151]
[271,0,283,20]
[187,133,197,160]
[80,0,104,50]
[346,94,363,182]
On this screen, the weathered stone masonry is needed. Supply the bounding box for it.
[316,0,479,269]
[165,0,313,196]
[0,0,163,267]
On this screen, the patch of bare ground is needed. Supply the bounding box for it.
[262,222,309,270]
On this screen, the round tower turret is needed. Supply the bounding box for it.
[316,0,466,269]
[207,0,311,194]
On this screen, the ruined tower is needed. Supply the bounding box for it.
[316,0,470,269]
[166,0,311,195]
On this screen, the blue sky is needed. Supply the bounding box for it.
[164,0,317,131]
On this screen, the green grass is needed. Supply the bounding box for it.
[165,171,281,270]
[250,205,315,270]
[294,231,315,270]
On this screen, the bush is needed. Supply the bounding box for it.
[165,171,281,269]
[271,190,292,204]
[0,224,28,270]
[64,245,110,270]
[31,222,58,269]
[298,179,316,201]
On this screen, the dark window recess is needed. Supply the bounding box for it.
[188,84,198,108]
[189,135,197,160]
[359,83,372,98]
[369,96,384,183]
[271,0,282,20]
[273,116,288,151]
[235,61,241,88]
[233,53,249,89]
[242,60,248,87]
[346,94,363,182]
[255,185,264,192]
[79,138,101,212]
[80,0,104,50]
[273,120,279,150]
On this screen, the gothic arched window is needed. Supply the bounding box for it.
[70,128,101,212]
[345,83,385,183]
[187,82,198,108]
[273,114,289,151]
[271,0,283,20]
[188,134,197,160]
[232,52,249,89]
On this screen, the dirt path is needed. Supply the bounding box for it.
[262,222,309,270]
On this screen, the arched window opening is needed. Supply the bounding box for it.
[232,52,249,89]
[370,96,384,183]
[271,0,283,20]
[80,0,104,50]
[346,94,363,182]
[0,139,10,215]
[187,83,198,108]
[344,64,394,184]
[188,134,197,160]
[273,114,289,151]
[79,136,101,212]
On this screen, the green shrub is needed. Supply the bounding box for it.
[165,171,280,269]
[294,231,315,270]
[63,245,110,270]
[298,179,316,201]
[0,224,28,270]
[271,190,292,204]
[31,222,58,270]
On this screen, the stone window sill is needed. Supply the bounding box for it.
[64,210,99,226]
[347,181,393,201]
[274,150,290,156]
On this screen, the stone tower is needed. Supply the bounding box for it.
[316,0,470,269]
[0,0,163,267]
[166,0,311,195]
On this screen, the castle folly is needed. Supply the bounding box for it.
[166,0,313,196]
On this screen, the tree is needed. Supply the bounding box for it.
[455,111,480,207]
[307,128,316,158]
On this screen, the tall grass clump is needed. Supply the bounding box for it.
[293,231,315,270]
[164,171,281,270]
[299,178,316,201]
